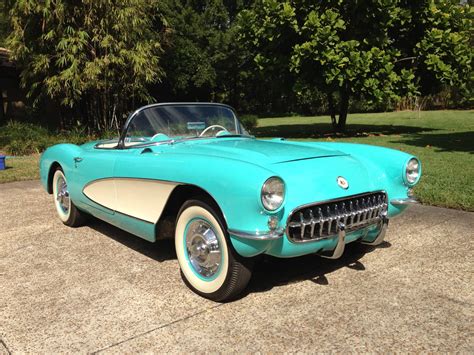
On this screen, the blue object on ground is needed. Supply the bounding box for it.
[0,155,5,170]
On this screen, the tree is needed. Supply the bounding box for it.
[8,0,164,132]
[155,0,255,107]
[392,1,473,98]
[238,0,473,132]
[0,0,13,47]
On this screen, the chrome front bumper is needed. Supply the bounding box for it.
[391,197,419,206]
[229,216,389,260]
[228,228,284,241]
[319,212,389,259]
[228,195,415,258]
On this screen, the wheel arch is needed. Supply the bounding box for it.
[155,184,227,240]
[46,161,62,194]
[40,143,83,194]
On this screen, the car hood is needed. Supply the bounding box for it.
[165,138,348,165]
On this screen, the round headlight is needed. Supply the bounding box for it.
[405,158,420,184]
[261,177,285,211]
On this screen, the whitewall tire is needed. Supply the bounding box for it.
[175,200,253,301]
[52,168,87,227]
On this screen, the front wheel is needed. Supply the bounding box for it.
[52,168,87,227]
[175,200,252,302]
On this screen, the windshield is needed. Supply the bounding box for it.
[124,104,247,147]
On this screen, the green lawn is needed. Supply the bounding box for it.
[0,155,40,184]
[255,110,474,211]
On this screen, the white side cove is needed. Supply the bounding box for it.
[83,178,179,223]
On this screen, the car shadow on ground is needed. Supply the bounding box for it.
[245,241,390,295]
[87,216,390,297]
[253,123,437,139]
[88,217,176,262]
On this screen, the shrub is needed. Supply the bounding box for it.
[239,114,258,131]
[0,121,48,155]
[0,121,108,155]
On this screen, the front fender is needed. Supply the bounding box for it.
[313,142,420,214]
[228,142,421,258]
[113,151,280,233]
[39,144,83,192]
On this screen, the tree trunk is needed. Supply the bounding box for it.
[336,89,350,133]
[327,90,350,133]
[327,93,337,130]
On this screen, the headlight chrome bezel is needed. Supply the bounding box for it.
[404,157,421,186]
[261,177,285,212]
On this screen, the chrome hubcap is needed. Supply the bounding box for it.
[56,176,70,213]
[185,220,221,278]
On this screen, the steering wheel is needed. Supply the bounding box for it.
[150,133,170,142]
[199,125,227,137]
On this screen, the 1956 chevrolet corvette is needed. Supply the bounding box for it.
[40,103,421,301]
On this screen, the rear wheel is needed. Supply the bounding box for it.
[175,200,252,302]
[52,168,87,227]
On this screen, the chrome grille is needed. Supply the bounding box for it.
[286,191,388,243]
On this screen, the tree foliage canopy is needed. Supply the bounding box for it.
[8,0,164,131]
[239,0,473,131]
[3,0,473,132]
[0,0,13,47]
[156,0,253,106]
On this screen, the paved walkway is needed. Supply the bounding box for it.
[1,180,473,353]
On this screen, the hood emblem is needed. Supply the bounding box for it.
[337,176,349,189]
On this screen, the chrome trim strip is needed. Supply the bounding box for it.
[391,197,419,206]
[228,228,284,241]
[275,154,349,164]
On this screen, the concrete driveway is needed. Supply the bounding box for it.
[1,180,473,353]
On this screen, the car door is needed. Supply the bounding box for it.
[73,142,168,238]
[71,146,119,216]
[112,145,179,227]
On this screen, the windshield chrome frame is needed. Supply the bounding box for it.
[118,102,244,149]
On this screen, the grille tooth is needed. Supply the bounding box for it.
[332,205,339,233]
[372,196,378,218]
[287,192,388,243]
[299,212,306,240]
[317,207,323,237]
[341,202,348,226]
[348,201,354,225]
[354,200,360,223]
[308,209,316,238]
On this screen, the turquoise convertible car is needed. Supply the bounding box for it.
[40,103,421,301]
